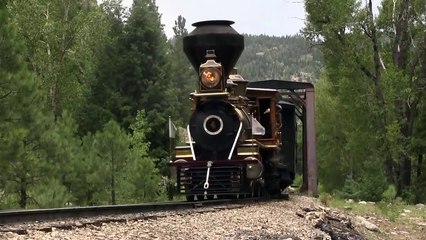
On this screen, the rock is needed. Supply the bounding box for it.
[355,216,379,232]
[287,186,297,193]
[345,199,354,203]
[417,222,426,226]
[358,201,367,205]
[400,213,406,217]
[403,209,411,213]
[415,203,424,208]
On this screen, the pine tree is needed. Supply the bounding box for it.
[168,16,196,125]
[95,120,132,205]
[0,1,51,208]
[78,0,127,135]
[125,110,161,202]
[89,0,177,166]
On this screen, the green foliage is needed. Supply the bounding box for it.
[305,0,426,200]
[29,179,73,208]
[335,178,361,200]
[359,161,388,202]
[9,0,109,119]
[382,185,397,202]
[124,110,161,202]
[293,174,303,188]
[96,120,132,205]
[0,1,54,208]
[84,0,177,167]
[377,198,406,222]
[78,0,127,135]
[168,15,195,125]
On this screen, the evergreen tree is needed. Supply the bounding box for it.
[0,1,51,208]
[125,110,161,202]
[78,0,127,135]
[95,120,132,205]
[89,0,177,168]
[70,133,109,206]
[168,16,196,125]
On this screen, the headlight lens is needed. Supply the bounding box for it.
[200,68,221,88]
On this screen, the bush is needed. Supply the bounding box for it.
[359,161,387,202]
[29,179,73,208]
[293,174,303,188]
[382,184,397,202]
[334,177,361,200]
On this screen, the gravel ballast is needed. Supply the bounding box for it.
[0,196,347,239]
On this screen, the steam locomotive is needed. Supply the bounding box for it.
[169,20,298,200]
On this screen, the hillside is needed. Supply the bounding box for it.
[236,34,322,83]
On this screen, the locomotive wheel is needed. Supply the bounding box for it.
[250,181,262,198]
[186,195,195,201]
[238,194,247,199]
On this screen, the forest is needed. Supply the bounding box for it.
[0,0,424,209]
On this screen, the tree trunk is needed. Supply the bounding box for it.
[50,79,60,121]
[384,154,395,183]
[111,154,116,205]
[366,0,397,186]
[397,156,412,196]
[417,154,423,178]
[392,0,414,197]
[19,176,27,209]
[415,154,423,203]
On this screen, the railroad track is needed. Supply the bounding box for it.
[0,197,266,234]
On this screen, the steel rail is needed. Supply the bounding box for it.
[0,198,262,225]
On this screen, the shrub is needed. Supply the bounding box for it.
[29,179,73,208]
[293,174,303,188]
[359,161,387,202]
[382,184,397,202]
[336,177,361,200]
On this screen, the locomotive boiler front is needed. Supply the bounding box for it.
[190,100,250,160]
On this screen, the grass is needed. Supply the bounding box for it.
[316,193,426,240]
[326,195,426,223]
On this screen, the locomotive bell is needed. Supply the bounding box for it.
[183,20,244,78]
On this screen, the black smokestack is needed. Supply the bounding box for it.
[183,20,244,77]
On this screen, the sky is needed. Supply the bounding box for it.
[106,0,382,38]
[122,0,306,38]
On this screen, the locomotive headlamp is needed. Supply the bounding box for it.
[201,68,221,88]
[199,50,223,92]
